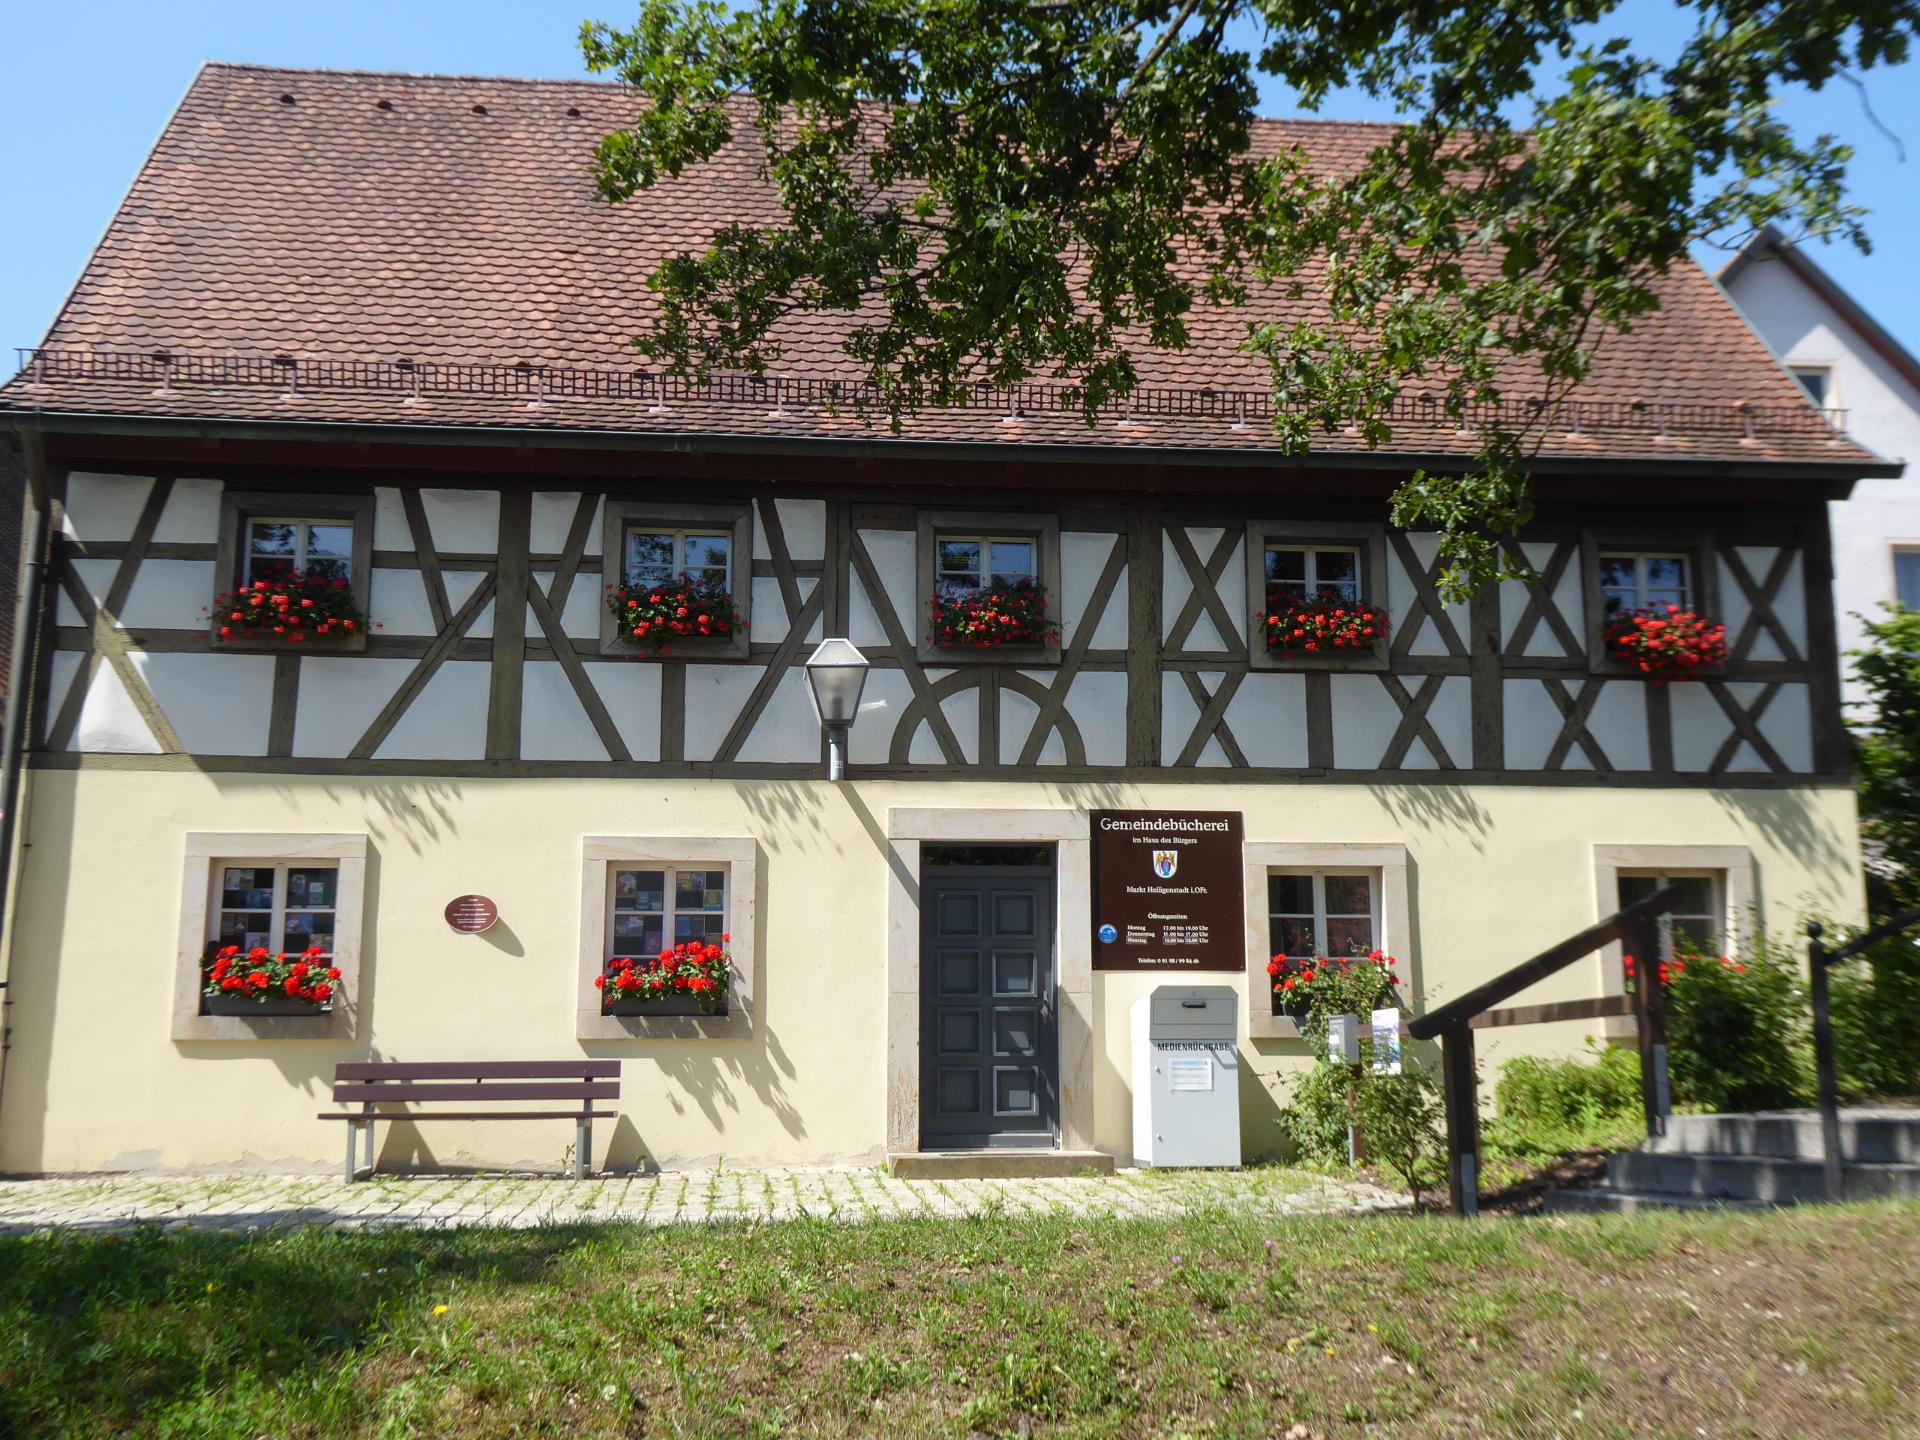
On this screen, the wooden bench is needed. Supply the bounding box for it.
[319,1061,619,1181]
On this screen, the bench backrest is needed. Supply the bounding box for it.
[330,1061,619,1108]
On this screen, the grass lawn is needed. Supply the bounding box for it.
[3,1202,1917,1439]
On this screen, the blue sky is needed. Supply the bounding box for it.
[5,1,1918,360]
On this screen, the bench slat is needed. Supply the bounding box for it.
[334,1060,620,1081]
[331,1082,619,1104]
[320,1110,618,1121]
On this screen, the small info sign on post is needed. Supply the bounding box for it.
[1091,809,1244,971]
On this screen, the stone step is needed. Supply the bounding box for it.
[886,1150,1116,1180]
[1608,1150,1920,1204]
[1541,1186,1773,1215]
[1643,1109,1920,1164]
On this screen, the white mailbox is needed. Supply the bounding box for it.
[1130,985,1241,1168]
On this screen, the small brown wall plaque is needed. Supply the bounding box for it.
[444,894,500,935]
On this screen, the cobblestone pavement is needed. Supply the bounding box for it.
[0,1166,1407,1234]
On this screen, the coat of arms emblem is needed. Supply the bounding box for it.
[1151,849,1178,879]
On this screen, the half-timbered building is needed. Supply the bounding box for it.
[0,65,1892,1174]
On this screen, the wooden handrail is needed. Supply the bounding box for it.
[1408,883,1687,1041]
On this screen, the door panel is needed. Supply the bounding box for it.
[920,864,1057,1147]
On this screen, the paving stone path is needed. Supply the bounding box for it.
[0,1166,1407,1234]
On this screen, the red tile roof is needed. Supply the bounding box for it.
[0,63,1886,470]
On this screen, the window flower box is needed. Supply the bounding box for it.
[1601,606,1728,682]
[1268,949,1401,1026]
[210,574,369,646]
[605,573,741,657]
[927,578,1058,649]
[1262,593,1389,656]
[595,938,731,1015]
[201,944,340,1015]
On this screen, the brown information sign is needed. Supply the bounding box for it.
[1091,810,1244,971]
[443,895,499,935]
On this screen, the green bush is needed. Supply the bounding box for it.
[1494,1041,1642,1130]
[1829,936,1920,1100]
[1354,1067,1444,1208]
[1662,939,1807,1112]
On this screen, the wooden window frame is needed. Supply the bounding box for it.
[916,510,1063,665]
[1241,842,1411,1040]
[1244,519,1390,671]
[1591,842,1755,1038]
[171,832,367,1041]
[1580,527,1719,675]
[214,490,375,654]
[208,860,341,959]
[577,837,758,1040]
[598,499,753,659]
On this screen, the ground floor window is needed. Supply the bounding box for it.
[1267,868,1380,1015]
[608,865,728,962]
[214,863,338,956]
[1617,870,1723,957]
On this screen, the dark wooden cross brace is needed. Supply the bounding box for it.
[1171,670,1249,767]
[1706,680,1790,774]
[1387,531,1470,661]
[1541,678,1614,772]
[1377,673,1458,769]
[1498,537,1584,660]
[1720,546,1805,665]
[1163,525,1245,656]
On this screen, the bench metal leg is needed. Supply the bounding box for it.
[575,1116,590,1180]
[346,1107,375,1182]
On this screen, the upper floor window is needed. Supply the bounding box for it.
[934,535,1038,601]
[1790,364,1832,409]
[1598,552,1691,617]
[1264,544,1361,605]
[624,528,732,590]
[1896,548,1920,611]
[244,518,355,586]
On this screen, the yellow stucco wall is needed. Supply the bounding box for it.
[0,766,1865,1173]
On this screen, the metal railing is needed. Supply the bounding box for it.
[1407,883,1686,1218]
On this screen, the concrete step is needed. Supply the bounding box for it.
[1608,1150,1920,1204]
[1542,1186,1773,1215]
[886,1150,1116,1180]
[1643,1109,1920,1164]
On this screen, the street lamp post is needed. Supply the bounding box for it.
[803,638,870,781]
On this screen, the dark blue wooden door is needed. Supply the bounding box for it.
[920,863,1057,1148]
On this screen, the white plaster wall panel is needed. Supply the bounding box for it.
[74,665,162,754]
[373,661,490,761]
[367,568,438,638]
[137,652,273,756]
[1329,673,1398,770]
[420,489,501,554]
[445,572,493,639]
[584,661,662,762]
[1062,670,1127,766]
[850,668,915,763]
[1060,533,1126,650]
[121,560,216,630]
[1586,682,1651,770]
[773,498,827,559]
[750,577,788,644]
[1389,532,1470,656]
[1423,676,1473,768]
[1196,732,1232,767]
[292,657,415,757]
[1222,672,1309,768]
[153,477,222,543]
[735,667,825,763]
[1002,678,1066,765]
[564,572,606,640]
[1501,679,1561,770]
[1756,682,1814,773]
[933,673,979,765]
[850,528,916,647]
[55,559,119,628]
[1159,671,1201,766]
[1160,528,1241,651]
[680,664,761,762]
[60,473,152,542]
[372,488,412,551]
[1669,682,1736,771]
[1497,541,1583,657]
[529,491,590,556]
[1738,546,1806,658]
[519,661,608,761]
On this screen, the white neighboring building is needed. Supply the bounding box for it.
[1721,227,1920,707]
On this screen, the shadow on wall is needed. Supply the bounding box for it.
[1713,789,1857,902]
[1366,781,1493,853]
[235,775,467,858]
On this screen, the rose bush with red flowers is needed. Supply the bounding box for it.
[595,935,731,1015]
[209,575,367,646]
[928,578,1058,648]
[1262,593,1388,655]
[202,944,341,1007]
[606,574,740,656]
[1267,947,1402,1019]
[1602,605,1728,682]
